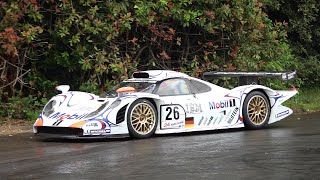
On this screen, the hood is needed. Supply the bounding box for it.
[42,91,116,121]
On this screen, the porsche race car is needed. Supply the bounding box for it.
[33,70,297,138]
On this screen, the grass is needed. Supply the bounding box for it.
[284,87,320,112]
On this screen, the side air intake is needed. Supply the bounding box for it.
[116,104,128,124]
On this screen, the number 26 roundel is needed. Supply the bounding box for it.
[160,105,186,129]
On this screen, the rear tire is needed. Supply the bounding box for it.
[243,91,270,129]
[127,99,157,138]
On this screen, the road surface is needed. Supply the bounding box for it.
[0,112,320,179]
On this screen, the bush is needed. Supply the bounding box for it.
[0,0,307,121]
[296,56,320,87]
[0,95,47,122]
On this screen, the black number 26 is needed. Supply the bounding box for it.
[165,106,179,120]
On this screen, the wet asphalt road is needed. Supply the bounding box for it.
[0,113,320,180]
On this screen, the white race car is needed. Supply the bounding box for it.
[33,70,297,138]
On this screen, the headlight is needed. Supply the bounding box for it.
[85,101,109,118]
[43,100,57,117]
[109,99,121,109]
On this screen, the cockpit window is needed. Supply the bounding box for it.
[102,82,156,97]
[189,79,211,93]
[156,78,190,96]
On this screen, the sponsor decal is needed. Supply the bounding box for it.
[287,72,295,79]
[207,116,214,126]
[227,108,239,124]
[163,121,184,128]
[217,114,224,125]
[276,110,289,118]
[198,116,204,126]
[219,110,226,115]
[185,103,202,114]
[209,99,236,110]
[49,112,88,120]
[203,117,208,126]
[90,129,111,134]
[185,117,194,129]
[85,122,99,128]
[212,117,218,126]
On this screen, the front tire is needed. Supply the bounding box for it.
[127,99,157,138]
[243,91,270,129]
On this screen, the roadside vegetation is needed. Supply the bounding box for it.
[284,88,320,113]
[0,0,319,123]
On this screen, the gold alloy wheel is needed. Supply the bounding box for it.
[247,95,268,125]
[130,102,156,135]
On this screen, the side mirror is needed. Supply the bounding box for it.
[55,85,70,93]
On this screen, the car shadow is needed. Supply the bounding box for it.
[34,128,246,143]
[33,125,289,143]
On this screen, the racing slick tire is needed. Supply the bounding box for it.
[243,91,270,129]
[127,99,158,138]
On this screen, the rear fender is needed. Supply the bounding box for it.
[227,85,297,123]
[267,90,297,124]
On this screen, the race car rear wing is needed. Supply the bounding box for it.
[202,70,297,85]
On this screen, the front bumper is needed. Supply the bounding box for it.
[33,126,129,139]
[34,126,83,136]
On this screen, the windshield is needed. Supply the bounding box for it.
[102,81,156,98]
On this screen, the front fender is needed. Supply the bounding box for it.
[111,93,161,124]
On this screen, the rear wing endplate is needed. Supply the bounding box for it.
[202,71,296,85]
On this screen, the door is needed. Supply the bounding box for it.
[155,78,198,130]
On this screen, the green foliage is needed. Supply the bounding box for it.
[27,72,59,98]
[0,95,47,121]
[296,56,320,86]
[267,0,320,86]
[284,88,320,112]
[0,0,297,90]
[79,80,99,95]
[0,0,318,121]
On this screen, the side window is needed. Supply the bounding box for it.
[156,79,190,96]
[189,79,211,93]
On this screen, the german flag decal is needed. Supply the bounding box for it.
[185,117,194,129]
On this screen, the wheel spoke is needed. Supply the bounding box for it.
[145,108,151,116]
[138,105,142,112]
[133,123,139,129]
[143,105,147,112]
[252,114,257,123]
[132,120,140,126]
[146,119,154,125]
[249,114,254,120]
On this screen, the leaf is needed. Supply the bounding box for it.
[168,28,175,35]
[130,37,138,45]
[159,50,170,60]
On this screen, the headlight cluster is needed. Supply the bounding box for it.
[109,100,121,109]
[85,101,109,118]
[43,100,57,117]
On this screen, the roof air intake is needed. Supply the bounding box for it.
[133,72,149,78]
